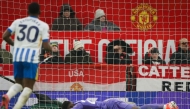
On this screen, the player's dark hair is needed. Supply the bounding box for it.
[62,101,71,109]
[28,2,40,15]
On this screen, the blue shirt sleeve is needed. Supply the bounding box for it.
[7,28,12,33]
[42,39,49,42]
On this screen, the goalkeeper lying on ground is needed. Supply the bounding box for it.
[61,98,178,109]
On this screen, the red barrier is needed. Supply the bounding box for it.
[1,64,189,91]
[0,64,128,91]
[0,31,189,64]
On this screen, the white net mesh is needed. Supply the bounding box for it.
[0,0,190,109]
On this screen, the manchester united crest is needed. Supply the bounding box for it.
[131,4,158,31]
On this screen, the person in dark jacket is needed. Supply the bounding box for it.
[170,38,190,64]
[40,42,64,64]
[65,40,93,64]
[0,54,3,63]
[52,4,82,31]
[143,47,166,65]
[105,40,132,64]
[84,9,120,31]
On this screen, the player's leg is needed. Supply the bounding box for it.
[15,78,23,85]
[140,101,179,109]
[115,101,138,109]
[13,62,38,109]
[104,99,138,109]
[5,78,23,99]
[140,104,164,109]
[13,78,35,109]
[1,62,23,109]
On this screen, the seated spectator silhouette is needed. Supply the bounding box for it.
[0,54,3,64]
[170,38,190,64]
[52,4,82,31]
[65,40,93,64]
[0,49,12,64]
[40,42,64,64]
[105,40,132,64]
[143,47,166,65]
[84,9,120,31]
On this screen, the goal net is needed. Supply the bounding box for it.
[0,0,189,109]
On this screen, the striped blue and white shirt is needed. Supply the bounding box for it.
[8,16,49,63]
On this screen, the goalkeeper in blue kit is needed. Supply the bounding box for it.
[61,98,178,109]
